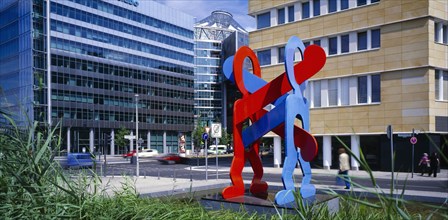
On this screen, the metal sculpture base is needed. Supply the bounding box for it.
[201,190,338,216]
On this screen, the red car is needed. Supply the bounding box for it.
[122,150,136,158]
[156,153,181,164]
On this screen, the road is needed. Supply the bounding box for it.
[77,157,447,195]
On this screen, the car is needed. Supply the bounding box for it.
[122,150,136,158]
[66,153,97,168]
[156,153,181,164]
[138,149,158,158]
[207,145,227,155]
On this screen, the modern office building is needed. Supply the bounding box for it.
[194,11,248,128]
[248,0,447,170]
[0,0,195,155]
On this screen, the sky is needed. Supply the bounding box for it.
[154,0,256,31]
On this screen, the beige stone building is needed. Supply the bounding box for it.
[248,0,447,170]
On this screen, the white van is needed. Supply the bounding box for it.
[207,145,227,155]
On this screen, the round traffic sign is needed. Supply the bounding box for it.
[410,136,417,145]
[202,132,209,140]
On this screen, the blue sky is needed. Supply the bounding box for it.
[155,0,255,31]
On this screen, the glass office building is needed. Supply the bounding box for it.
[0,0,195,155]
[194,11,248,128]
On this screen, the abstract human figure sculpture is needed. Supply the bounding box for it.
[221,36,326,205]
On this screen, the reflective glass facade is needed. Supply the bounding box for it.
[194,11,248,128]
[0,0,195,155]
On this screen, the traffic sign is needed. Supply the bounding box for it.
[211,123,222,138]
[124,135,136,140]
[202,132,209,140]
[410,136,417,145]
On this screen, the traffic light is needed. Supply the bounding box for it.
[104,134,112,145]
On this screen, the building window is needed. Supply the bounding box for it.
[357,76,368,104]
[435,22,448,44]
[313,0,321,16]
[371,74,381,102]
[257,49,271,66]
[313,81,321,107]
[328,79,338,106]
[357,0,367,6]
[304,42,311,48]
[329,37,338,55]
[302,2,310,19]
[435,70,448,101]
[278,8,285,24]
[288,5,295,22]
[341,0,349,10]
[313,40,321,46]
[329,0,337,13]
[371,0,380,3]
[278,47,285,63]
[358,31,367,50]
[341,34,349,53]
[257,12,271,29]
[371,29,381,48]
[340,78,350,105]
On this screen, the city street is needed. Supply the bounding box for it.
[81,156,448,195]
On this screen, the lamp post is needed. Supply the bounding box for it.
[135,94,139,177]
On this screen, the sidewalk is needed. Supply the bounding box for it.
[100,167,447,204]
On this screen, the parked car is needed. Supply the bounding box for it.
[66,153,96,168]
[207,145,227,155]
[156,153,181,164]
[139,149,158,158]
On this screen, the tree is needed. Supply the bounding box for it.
[192,120,206,152]
[115,127,130,153]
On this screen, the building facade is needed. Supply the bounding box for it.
[248,0,447,170]
[194,11,248,128]
[0,0,195,155]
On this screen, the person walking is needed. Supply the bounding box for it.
[338,147,351,189]
[418,153,430,176]
[428,152,440,177]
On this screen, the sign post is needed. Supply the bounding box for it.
[202,128,209,181]
[410,129,417,178]
[211,123,222,180]
[386,125,394,195]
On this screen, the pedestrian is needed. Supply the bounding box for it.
[338,147,351,189]
[418,153,430,176]
[428,152,440,177]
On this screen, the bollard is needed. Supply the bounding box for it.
[144,170,146,179]
[190,165,192,182]
[158,168,160,180]
[112,167,114,178]
[173,168,176,182]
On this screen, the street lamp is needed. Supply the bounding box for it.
[135,94,140,177]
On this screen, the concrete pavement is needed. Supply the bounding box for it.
[100,167,447,203]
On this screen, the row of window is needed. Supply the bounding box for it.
[434,21,448,45]
[51,55,193,88]
[195,91,222,99]
[257,0,380,29]
[51,20,193,63]
[68,0,193,38]
[195,57,221,66]
[51,72,193,100]
[0,3,18,29]
[0,21,18,45]
[305,74,380,108]
[435,69,448,101]
[258,29,380,66]
[196,41,221,50]
[51,90,193,112]
[51,37,194,75]
[51,108,193,125]
[51,2,194,51]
